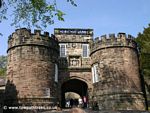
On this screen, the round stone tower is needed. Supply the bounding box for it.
[90,33,146,110]
[6,28,59,106]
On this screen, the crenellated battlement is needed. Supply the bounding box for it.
[7,28,59,52]
[6,28,146,110]
[90,33,137,54]
[7,28,59,106]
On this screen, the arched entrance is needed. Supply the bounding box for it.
[61,79,88,108]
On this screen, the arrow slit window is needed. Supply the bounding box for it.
[55,64,58,82]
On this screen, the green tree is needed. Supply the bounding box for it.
[0,0,76,29]
[136,24,150,77]
[135,24,150,107]
[0,55,7,77]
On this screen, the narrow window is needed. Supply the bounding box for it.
[92,63,99,83]
[82,44,89,58]
[55,63,58,82]
[92,66,95,83]
[59,44,66,57]
[94,64,99,82]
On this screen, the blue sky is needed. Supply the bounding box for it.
[0,0,150,55]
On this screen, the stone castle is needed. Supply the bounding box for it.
[6,28,147,110]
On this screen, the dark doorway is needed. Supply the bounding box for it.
[61,79,88,108]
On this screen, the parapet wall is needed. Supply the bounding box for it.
[54,28,93,36]
[91,33,137,54]
[8,28,59,52]
[54,28,93,42]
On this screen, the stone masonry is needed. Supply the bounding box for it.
[5,28,147,111]
[90,33,146,110]
[6,28,59,106]
[54,28,93,107]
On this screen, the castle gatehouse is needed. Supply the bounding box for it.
[6,28,146,110]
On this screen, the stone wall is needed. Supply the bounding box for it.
[54,28,93,106]
[5,28,147,111]
[90,33,146,110]
[55,28,92,69]
[6,28,59,106]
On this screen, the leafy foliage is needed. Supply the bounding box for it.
[135,24,150,77]
[0,0,76,29]
[67,0,77,6]
[135,24,150,99]
[0,55,7,77]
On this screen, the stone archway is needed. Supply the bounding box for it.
[61,79,88,108]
